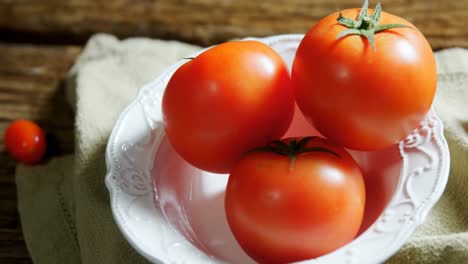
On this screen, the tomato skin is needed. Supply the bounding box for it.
[163,40,295,174]
[292,9,437,150]
[4,120,46,165]
[225,137,365,263]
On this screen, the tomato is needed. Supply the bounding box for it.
[225,137,365,263]
[291,0,437,150]
[162,40,295,174]
[4,120,46,165]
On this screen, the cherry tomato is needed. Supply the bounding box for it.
[4,120,46,165]
[162,40,295,174]
[291,1,437,150]
[225,137,365,263]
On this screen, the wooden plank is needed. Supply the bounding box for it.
[0,0,467,49]
[0,228,32,264]
[0,43,81,263]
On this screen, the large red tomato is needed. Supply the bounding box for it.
[4,120,46,165]
[292,1,437,150]
[225,137,365,263]
[162,40,294,174]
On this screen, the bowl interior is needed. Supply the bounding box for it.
[151,105,402,263]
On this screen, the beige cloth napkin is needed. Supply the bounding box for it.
[16,34,468,264]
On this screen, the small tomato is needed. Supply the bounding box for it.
[4,120,46,165]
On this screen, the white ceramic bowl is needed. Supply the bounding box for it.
[105,34,450,264]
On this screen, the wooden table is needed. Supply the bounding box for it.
[0,0,467,262]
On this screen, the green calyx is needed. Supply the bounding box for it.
[249,137,340,170]
[336,0,412,49]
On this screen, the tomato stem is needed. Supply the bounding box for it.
[336,0,412,49]
[249,137,340,170]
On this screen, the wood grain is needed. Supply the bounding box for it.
[0,44,81,263]
[0,0,467,49]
